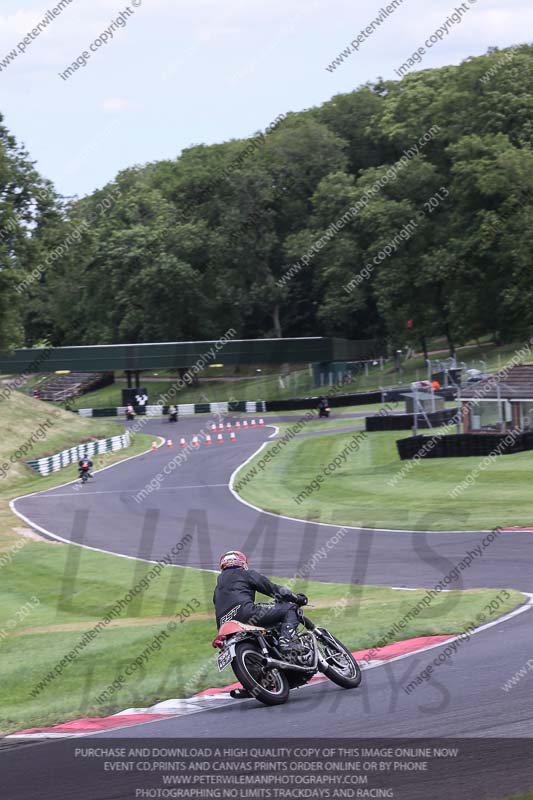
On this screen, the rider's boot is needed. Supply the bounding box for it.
[230,688,251,699]
[278,622,305,659]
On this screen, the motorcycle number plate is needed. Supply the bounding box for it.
[217,648,232,672]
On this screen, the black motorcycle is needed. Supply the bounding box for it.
[213,602,361,706]
[168,410,178,423]
[317,397,330,418]
[79,468,91,484]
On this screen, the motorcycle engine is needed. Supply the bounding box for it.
[298,632,316,665]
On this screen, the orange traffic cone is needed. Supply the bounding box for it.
[192,435,199,448]
[243,420,248,428]
[205,434,212,445]
[151,441,158,451]
[218,422,224,431]
[179,437,186,448]
[226,422,232,430]
[211,423,217,432]
[217,433,224,444]
[259,418,264,426]
[230,431,236,442]
[167,439,173,448]
[235,421,241,429]
[251,419,256,427]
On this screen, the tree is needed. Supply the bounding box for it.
[12,43,533,353]
[0,115,57,350]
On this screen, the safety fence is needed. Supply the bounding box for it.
[26,431,131,476]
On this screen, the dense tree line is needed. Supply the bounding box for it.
[1,44,532,356]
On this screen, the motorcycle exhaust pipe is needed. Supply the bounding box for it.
[261,656,314,673]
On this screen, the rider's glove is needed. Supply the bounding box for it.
[295,593,308,606]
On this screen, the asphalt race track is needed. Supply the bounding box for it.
[12,416,533,592]
[5,415,533,799]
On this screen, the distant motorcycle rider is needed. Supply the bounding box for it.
[78,456,93,479]
[317,396,330,418]
[213,550,308,655]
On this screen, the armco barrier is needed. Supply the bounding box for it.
[80,393,386,415]
[265,387,456,411]
[75,388,457,417]
[77,401,255,417]
[396,430,533,460]
[366,408,458,432]
[264,390,383,412]
[27,432,131,476]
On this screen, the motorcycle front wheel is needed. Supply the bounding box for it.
[232,642,289,706]
[316,629,362,689]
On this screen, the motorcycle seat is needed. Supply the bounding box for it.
[212,620,266,648]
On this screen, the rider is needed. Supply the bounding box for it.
[317,396,330,416]
[78,456,93,479]
[213,550,308,655]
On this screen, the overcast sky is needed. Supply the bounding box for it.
[0,0,530,199]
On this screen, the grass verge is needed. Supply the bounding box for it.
[233,424,533,530]
[0,391,140,492]
[0,394,155,553]
[0,537,522,733]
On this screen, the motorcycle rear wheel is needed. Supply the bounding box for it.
[232,642,289,706]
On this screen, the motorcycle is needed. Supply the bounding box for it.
[79,468,91,484]
[168,410,178,423]
[318,406,330,418]
[212,602,361,706]
[126,410,135,421]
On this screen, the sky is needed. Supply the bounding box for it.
[0,0,530,200]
